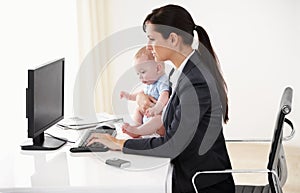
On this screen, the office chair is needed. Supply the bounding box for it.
[192,87,295,193]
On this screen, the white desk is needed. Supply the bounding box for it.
[0,118,172,193]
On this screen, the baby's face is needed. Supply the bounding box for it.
[134,59,160,85]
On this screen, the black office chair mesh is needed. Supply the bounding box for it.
[192,87,295,193]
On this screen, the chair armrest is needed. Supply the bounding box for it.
[225,139,271,143]
[226,118,295,143]
[192,169,282,193]
[282,118,295,141]
[226,134,293,143]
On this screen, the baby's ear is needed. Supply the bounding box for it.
[156,62,164,73]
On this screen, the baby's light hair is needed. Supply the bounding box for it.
[134,46,165,75]
[134,46,154,61]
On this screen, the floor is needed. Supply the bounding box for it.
[227,143,300,193]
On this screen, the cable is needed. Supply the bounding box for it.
[45,133,75,144]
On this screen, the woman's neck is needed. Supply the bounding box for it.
[170,46,193,68]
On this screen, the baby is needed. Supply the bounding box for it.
[120,47,170,138]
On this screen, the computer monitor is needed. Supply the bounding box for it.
[21,58,66,150]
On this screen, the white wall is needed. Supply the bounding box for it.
[0,0,78,149]
[103,0,300,147]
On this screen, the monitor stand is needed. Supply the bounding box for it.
[21,134,66,151]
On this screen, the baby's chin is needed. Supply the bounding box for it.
[142,80,155,85]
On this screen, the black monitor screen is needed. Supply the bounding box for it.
[32,59,64,135]
[23,58,65,150]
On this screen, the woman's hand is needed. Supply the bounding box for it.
[145,102,164,117]
[136,92,157,113]
[86,133,125,151]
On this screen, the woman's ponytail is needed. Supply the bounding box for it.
[194,25,229,123]
[195,25,216,60]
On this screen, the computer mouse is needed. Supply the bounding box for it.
[96,122,116,130]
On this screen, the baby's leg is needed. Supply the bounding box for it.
[156,125,165,136]
[122,107,144,138]
[125,115,163,136]
[122,123,141,138]
[132,107,144,126]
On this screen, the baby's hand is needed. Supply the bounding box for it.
[120,91,130,100]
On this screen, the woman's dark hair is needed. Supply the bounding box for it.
[143,4,229,123]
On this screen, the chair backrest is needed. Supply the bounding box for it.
[267,87,293,193]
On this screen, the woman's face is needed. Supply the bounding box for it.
[145,23,173,62]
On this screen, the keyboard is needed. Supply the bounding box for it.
[70,128,117,153]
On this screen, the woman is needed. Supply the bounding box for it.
[87,4,235,193]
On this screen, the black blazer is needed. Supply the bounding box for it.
[123,51,232,192]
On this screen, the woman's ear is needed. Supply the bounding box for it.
[169,32,179,46]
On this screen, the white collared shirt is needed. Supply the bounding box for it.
[170,50,195,94]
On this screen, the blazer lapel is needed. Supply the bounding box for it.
[175,52,200,90]
[163,52,201,126]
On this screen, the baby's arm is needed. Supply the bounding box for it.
[145,91,169,117]
[120,90,143,101]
